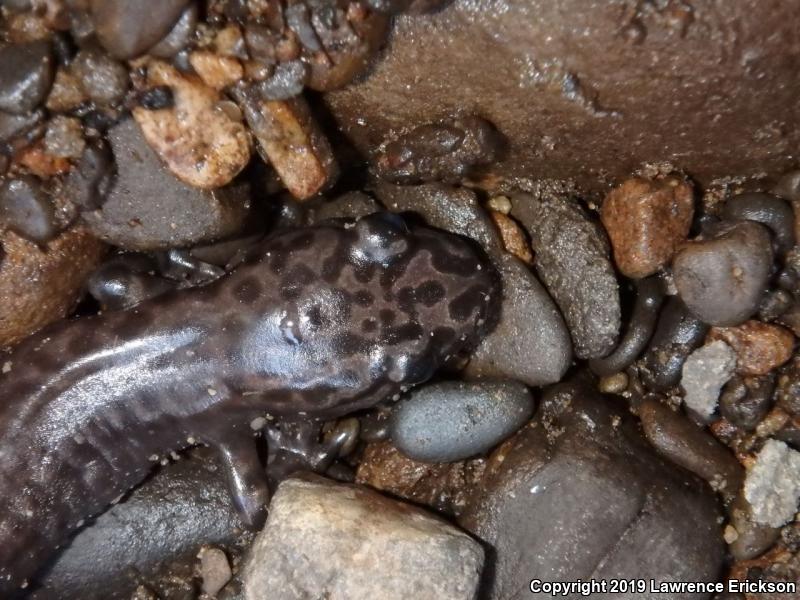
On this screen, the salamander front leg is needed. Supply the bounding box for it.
[212,434,270,530]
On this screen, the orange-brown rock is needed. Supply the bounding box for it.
[355,440,485,516]
[489,210,533,264]
[708,321,795,376]
[0,226,106,347]
[601,176,693,278]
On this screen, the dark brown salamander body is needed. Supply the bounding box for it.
[0,213,500,592]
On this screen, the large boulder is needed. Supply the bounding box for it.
[324,0,800,192]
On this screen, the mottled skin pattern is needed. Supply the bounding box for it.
[0,214,499,593]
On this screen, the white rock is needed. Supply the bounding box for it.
[681,340,736,419]
[744,439,800,528]
[242,475,484,600]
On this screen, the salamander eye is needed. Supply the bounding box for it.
[351,212,410,266]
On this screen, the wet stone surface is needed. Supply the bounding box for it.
[390,380,534,463]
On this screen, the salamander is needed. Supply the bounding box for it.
[0,213,500,593]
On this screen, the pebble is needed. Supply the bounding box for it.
[242,475,484,600]
[601,176,694,278]
[673,221,774,326]
[0,108,44,144]
[708,321,794,376]
[489,210,534,264]
[0,226,105,347]
[719,374,776,432]
[256,60,309,101]
[727,492,782,561]
[776,357,800,416]
[641,296,710,390]
[355,440,485,516]
[44,116,85,159]
[390,380,534,463]
[90,0,191,59]
[374,115,503,184]
[132,60,251,190]
[743,439,800,528]
[721,191,796,254]
[0,175,59,243]
[511,191,621,359]
[198,547,232,597]
[459,377,724,599]
[62,139,115,210]
[234,90,338,200]
[70,49,130,106]
[189,50,243,91]
[81,119,250,251]
[680,340,737,421]
[465,253,573,387]
[373,181,503,255]
[0,40,54,114]
[639,395,743,503]
[45,68,87,113]
[148,3,198,58]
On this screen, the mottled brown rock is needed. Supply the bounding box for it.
[323,0,800,193]
[0,227,105,347]
[489,210,533,264]
[235,91,338,200]
[132,60,251,190]
[708,321,795,376]
[601,176,694,278]
[355,441,485,516]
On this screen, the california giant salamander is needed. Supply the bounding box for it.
[0,213,500,592]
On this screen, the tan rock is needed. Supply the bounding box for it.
[0,227,106,347]
[242,475,484,600]
[601,176,694,278]
[708,321,795,376]
[236,93,338,200]
[132,60,251,189]
[188,51,243,91]
[356,440,485,516]
[490,210,533,264]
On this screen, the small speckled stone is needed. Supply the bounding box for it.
[510,191,620,359]
[673,221,773,326]
[242,475,484,600]
[601,176,694,279]
[707,321,795,376]
[681,340,736,420]
[44,116,85,159]
[743,439,800,528]
[71,49,130,105]
[198,546,232,597]
[391,380,534,463]
[132,60,251,189]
